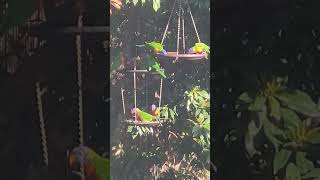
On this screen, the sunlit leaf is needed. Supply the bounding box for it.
[133,0,139,5]
[127,126,133,133]
[152,0,160,11]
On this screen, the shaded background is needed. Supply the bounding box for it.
[0,0,109,179]
[213,0,320,179]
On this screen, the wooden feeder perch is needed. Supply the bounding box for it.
[120,59,169,127]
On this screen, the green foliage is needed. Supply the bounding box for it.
[237,77,320,180]
[126,0,161,11]
[110,0,210,178]
[184,86,210,150]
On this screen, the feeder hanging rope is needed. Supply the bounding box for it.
[161,0,177,45]
[175,0,182,59]
[36,82,49,167]
[133,63,137,121]
[161,0,201,47]
[76,14,85,180]
[185,0,201,43]
[158,78,163,111]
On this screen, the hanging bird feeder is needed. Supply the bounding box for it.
[156,0,208,62]
[120,58,169,126]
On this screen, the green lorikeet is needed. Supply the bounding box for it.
[145,55,166,78]
[68,146,109,180]
[131,108,157,122]
[188,42,210,54]
[145,41,167,55]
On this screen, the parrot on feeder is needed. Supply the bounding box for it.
[68,146,110,180]
[145,41,167,55]
[150,104,160,116]
[188,42,210,54]
[131,108,157,122]
[145,55,167,78]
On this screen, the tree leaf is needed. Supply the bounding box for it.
[133,0,139,5]
[273,149,292,174]
[263,113,284,152]
[281,108,302,130]
[274,90,320,117]
[248,95,266,111]
[238,92,253,103]
[302,168,320,179]
[245,116,262,158]
[152,0,160,11]
[198,90,209,99]
[286,163,301,180]
[296,152,314,175]
[305,127,320,144]
[269,96,281,120]
[127,126,133,133]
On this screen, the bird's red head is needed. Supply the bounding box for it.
[150,104,160,116]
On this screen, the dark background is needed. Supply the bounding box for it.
[213,0,320,179]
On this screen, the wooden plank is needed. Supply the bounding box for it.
[56,26,110,33]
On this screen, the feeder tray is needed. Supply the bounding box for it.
[156,52,207,61]
[124,118,167,126]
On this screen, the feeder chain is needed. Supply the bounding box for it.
[185,0,201,43]
[133,63,137,121]
[76,14,85,180]
[161,0,177,45]
[121,88,126,115]
[175,0,182,61]
[182,7,185,53]
[36,82,49,167]
[158,78,163,111]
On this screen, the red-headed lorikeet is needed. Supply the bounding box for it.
[131,107,157,122]
[150,104,160,116]
[68,146,109,180]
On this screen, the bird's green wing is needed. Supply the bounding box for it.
[139,111,157,122]
[87,148,110,180]
[151,62,166,78]
[145,56,166,78]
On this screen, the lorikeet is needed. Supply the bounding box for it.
[188,42,210,54]
[68,146,109,180]
[150,104,160,116]
[131,108,157,122]
[145,41,167,55]
[145,55,166,78]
